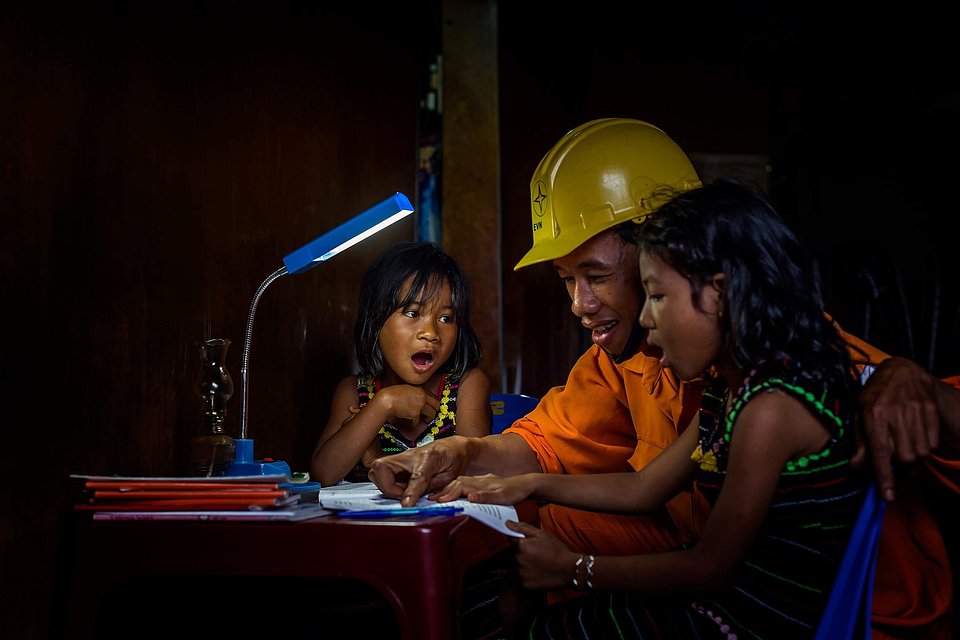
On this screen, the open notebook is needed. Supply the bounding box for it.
[318,482,524,538]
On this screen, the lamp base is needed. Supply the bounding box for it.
[223,438,292,478]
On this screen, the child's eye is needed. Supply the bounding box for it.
[648,294,664,303]
[402,308,419,318]
[439,314,455,324]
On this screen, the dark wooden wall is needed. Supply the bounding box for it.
[1,4,436,637]
[442,0,503,390]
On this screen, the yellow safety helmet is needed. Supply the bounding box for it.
[515,118,701,270]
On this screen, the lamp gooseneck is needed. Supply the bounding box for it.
[239,266,288,440]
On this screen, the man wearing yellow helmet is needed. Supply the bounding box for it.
[370,119,960,638]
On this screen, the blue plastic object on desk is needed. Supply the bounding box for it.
[338,506,464,519]
[223,438,292,477]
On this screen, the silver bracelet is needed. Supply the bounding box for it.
[572,553,596,591]
[572,553,585,590]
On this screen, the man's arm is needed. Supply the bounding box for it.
[370,345,639,505]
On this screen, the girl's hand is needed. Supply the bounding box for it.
[507,522,581,590]
[374,384,441,424]
[429,473,535,504]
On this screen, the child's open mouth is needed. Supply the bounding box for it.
[411,351,435,371]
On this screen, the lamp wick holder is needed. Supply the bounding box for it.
[224,266,292,478]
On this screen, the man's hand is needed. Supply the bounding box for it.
[854,357,940,501]
[368,436,473,506]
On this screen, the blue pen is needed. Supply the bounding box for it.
[338,506,465,519]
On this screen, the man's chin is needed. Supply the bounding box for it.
[592,330,625,358]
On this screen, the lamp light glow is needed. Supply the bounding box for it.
[282,192,414,274]
[224,192,415,478]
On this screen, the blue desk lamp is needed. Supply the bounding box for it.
[224,192,414,477]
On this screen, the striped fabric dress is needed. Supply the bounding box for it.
[527,373,865,640]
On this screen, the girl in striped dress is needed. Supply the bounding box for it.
[434,179,866,639]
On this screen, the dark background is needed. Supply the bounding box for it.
[499,3,959,396]
[2,2,957,637]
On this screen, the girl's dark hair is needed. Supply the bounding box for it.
[636,179,860,398]
[354,241,482,378]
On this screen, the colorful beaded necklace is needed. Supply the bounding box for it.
[691,372,845,473]
[726,374,842,472]
[362,373,455,450]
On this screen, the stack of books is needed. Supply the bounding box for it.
[71,474,331,522]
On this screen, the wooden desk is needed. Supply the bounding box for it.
[62,512,511,639]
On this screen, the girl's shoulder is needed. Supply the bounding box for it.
[728,373,849,441]
[329,374,367,410]
[443,368,491,410]
[727,373,857,475]
[453,366,490,391]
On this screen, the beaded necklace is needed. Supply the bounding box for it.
[363,374,455,450]
[725,375,843,472]
[691,373,845,473]
[690,385,727,473]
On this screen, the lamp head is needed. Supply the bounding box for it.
[282,192,414,275]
